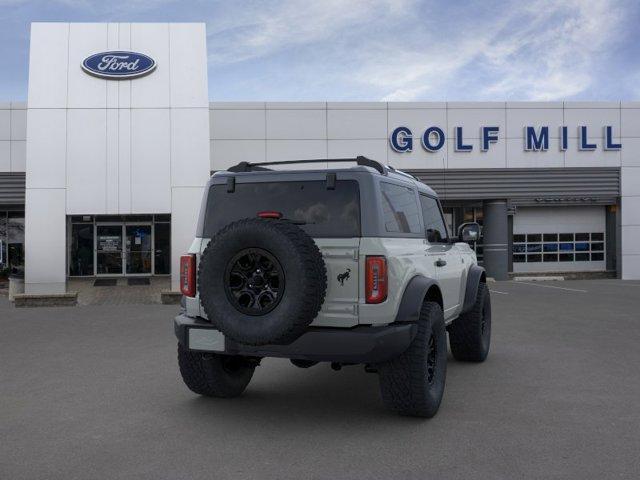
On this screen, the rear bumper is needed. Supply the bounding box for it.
[174,314,417,364]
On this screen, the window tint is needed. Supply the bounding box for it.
[204,180,360,238]
[380,182,422,234]
[419,195,448,243]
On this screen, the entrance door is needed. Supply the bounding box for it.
[125,224,152,275]
[96,225,124,275]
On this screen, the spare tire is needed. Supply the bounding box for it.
[198,218,327,346]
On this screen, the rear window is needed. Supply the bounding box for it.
[203,180,361,238]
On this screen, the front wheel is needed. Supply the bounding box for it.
[177,343,256,398]
[377,301,447,418]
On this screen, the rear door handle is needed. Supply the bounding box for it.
[435,258,447,267]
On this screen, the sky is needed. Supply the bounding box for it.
[0,0,639,102]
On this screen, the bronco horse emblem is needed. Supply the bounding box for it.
[337,268,351,286]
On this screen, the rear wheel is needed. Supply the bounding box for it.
[449,282,491,362]
[177,343,256,398]
[290,359,318,369]
[377,301,447,418]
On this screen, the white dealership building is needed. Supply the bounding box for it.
[0,22,639,295]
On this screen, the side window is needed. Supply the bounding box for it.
[419,195,448,243]
[380,182,421,234]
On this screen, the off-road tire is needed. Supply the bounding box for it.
[449,282,491,362]
[377,301,447,418]
[178,343,255,398]
[290,359,318,369]
[198,218,327,346]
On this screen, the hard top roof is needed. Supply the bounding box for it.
[213,157,438,197]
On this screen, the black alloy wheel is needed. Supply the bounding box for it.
[224,248,285,316]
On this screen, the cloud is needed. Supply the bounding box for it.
[375,0,626,101]
[477,0,624,100]
[207,0,413,65]
[204,0,628,101]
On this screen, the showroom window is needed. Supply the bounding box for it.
[512,232,605,263]
[68,214,171,277]
[0,211,25,275]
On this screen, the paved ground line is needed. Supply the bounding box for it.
[510,281,588,293]
[489,289,509,295]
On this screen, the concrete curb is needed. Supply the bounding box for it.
[160,291,182,305]
[513,276,565,282]
[14,292,78,308]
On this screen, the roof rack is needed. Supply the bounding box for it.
[227,156,387,175]
[387,165,419,181]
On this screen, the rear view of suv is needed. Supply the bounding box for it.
[174,157,490,417]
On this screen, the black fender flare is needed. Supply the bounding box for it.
[394,275,441,323]
[461,265,486,314]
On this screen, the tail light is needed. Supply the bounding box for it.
[365,256,387,304]
[180,254,196,297]
[257,211,282,219]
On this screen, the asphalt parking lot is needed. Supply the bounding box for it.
[2,279,640,480]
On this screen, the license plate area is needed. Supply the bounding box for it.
[188,328,225,352]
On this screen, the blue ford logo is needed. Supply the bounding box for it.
[82,51,156,79]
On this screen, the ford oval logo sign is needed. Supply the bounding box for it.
[82,51,156,79]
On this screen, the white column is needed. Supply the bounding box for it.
[25,189,67,294]
[621,104,640,279]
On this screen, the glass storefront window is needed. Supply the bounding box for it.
[512,232,605,264]
[96,225,124,275]
[0,212,7,272]
[70,223,94,276]
[154,222,171,275]
[125,225,152,274]
[68,215,172,277]
[7,212,25,273]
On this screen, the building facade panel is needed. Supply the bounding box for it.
[266,108,327,140]
[25,109,67,189]
[169,23,209,108]
[67,23,108,109]
[210,108,265,140]
[0,109,10,140]
[265,139,327,165]
[211,139,265,170]
[0,142,9,172]
[130,108,171,213]
[130,23,171,109]
[327,109,387,139]
[66,109,108,214]
[27,23,68,109]
[11,140,25,172]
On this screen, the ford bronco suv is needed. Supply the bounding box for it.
[174,157,490,418]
